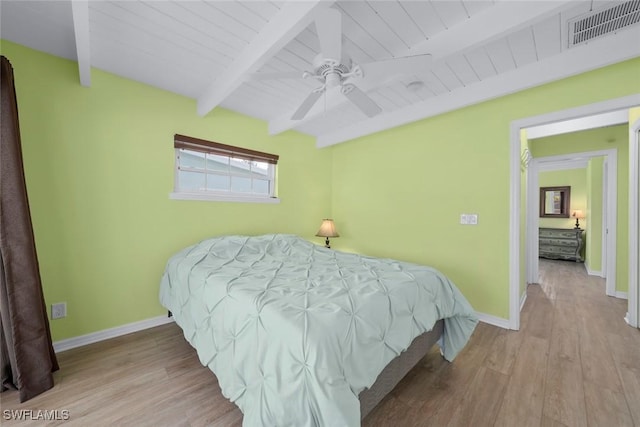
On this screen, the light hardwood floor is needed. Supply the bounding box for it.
[1,260,638,426]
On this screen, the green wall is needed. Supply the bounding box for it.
[331,58,640,319]
[538,168,587,229]
[3,39,639,340]
[531,124,629,292]
[1,41,332,341]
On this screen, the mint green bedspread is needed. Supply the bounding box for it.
[160,234,477,426]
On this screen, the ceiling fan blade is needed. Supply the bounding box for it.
[358,54,433,88]
[315,8,342,62]
[247,71,305,81]
[341,84,381,118]
[291,89,324,120]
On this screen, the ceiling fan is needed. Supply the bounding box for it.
[248,8,432,120]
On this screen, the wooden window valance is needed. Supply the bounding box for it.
[174,134,279,164]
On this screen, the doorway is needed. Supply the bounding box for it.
[508,94,640,330]
[527,149,617,296]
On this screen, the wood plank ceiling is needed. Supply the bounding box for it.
[1,1,639,147]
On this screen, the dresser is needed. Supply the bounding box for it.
[539,228,584,262]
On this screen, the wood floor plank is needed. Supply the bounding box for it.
[485,328,523,375]
[208,407,243,427]
[576,308,625,393]
[542,354,588,426]
[522,290,555,340]
[411,365,479,427]
[583,381,634,427]
[616,366,640,426]
[1,259,638,427]
[540,415,569,427]
[384,364,430,408]
[360,395,424,427]
[547,298,580,363]
[494,335,549,426]
[445,366,509,427]
[606,332,640,376]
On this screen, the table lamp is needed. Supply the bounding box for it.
[315,219,339,248]
[571,210,585,229]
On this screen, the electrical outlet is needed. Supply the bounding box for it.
[460,214,468,224]
[51,302,67,319]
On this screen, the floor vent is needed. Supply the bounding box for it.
[568,0,640,47]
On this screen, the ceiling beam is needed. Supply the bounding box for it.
[526,110,630,140]
[71,0,91,87]
[315,26,640,148]
[197,1,334,117]
[268,0,574,136]
[409,0,572,59]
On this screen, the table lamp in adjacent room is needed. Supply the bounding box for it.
[316,219,339,248]
[571,210,585,229]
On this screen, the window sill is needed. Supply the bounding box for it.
[169,192,280,204]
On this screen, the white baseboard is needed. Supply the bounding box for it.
[476,312,511,330]
[615,291,628,300]
[584,262,604,277]
[520,291,527,311]
[53,315,175,353]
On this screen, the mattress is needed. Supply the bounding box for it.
[160,234,477,426]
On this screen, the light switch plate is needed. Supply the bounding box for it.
[460,214,478,225]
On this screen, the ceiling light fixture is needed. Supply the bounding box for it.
[406,80,425,92]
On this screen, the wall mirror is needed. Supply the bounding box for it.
[539,186,571,218]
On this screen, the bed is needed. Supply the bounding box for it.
[160,234,477,426]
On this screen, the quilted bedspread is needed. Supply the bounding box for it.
[159,234,477,426]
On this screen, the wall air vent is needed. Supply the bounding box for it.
[568,0,640,47]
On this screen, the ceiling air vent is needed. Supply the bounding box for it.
[568,0,640,47]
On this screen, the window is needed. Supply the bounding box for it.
[170,134,279,203]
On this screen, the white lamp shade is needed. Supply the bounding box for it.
[571,210,585,219]
[315,219,339,238]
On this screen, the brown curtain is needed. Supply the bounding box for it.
[0,55,58,402]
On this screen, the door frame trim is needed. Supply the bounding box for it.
[627,118,640,327]
[509,94,640,330]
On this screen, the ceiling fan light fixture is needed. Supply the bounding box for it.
[261,9,434,121]
[325,72,341,89]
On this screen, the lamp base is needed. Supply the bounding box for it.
[574,218,581,229]
[325,237,331,249]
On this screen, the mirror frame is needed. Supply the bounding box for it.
[539,186,571,218]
